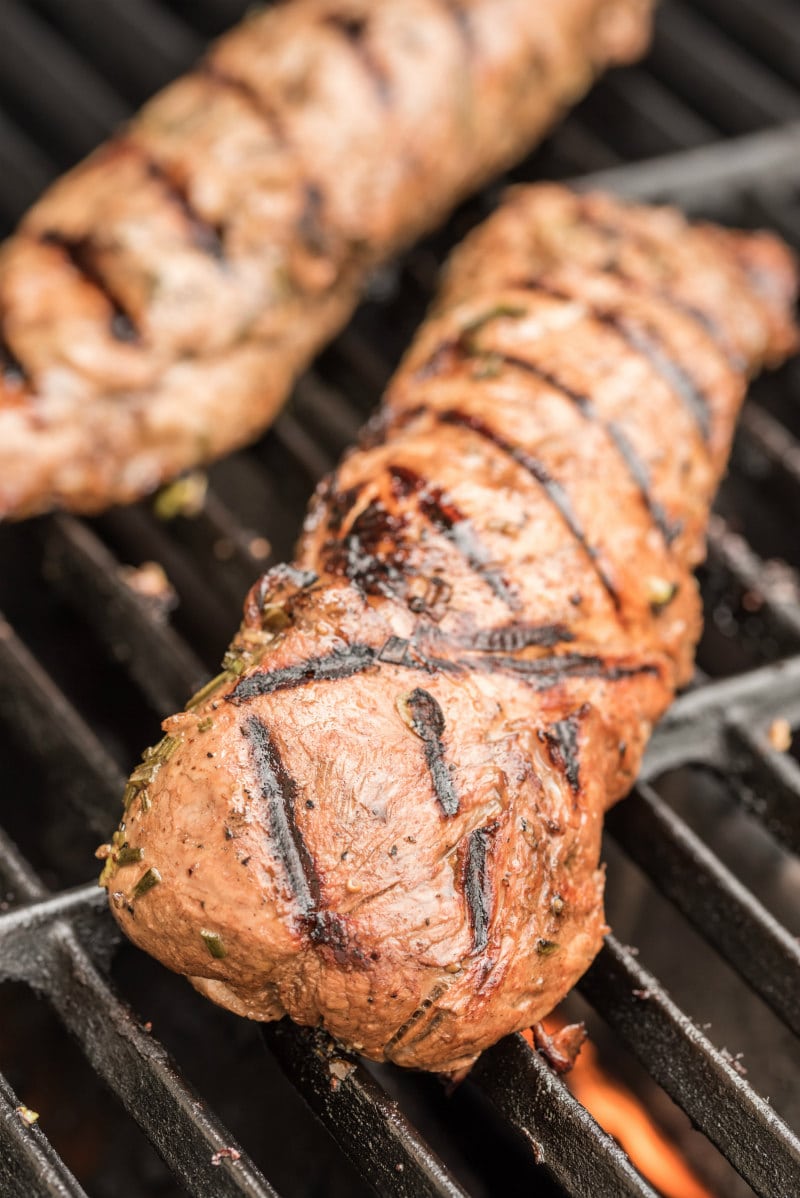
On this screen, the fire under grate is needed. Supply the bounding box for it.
[1,2,800,1196]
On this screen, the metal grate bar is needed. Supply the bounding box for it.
[0,1071,88,1198]
[45,524,511,1198]
[46,927,281,1198]
[641,652,800,780]
[705,514,800,654]
[263,1022,471,1198]
[727,720,800,856]
[270,412,340,489]
[650,1,800,132]
[471,1034,657,1198]
[0,613,124,836]
[0,7,799,1196]
[45,515,209,718]
[688,0,800,85]
[0,0,129,160]
[153,490,272,612]
[580,68,717,161]
[0,837,279,1198]
[0,884,109,981]
[0,825,47,904]
[607,781,800,1037]
[575,118,800,205]
[161,0,250,37]
[578,936,800,1198]
[26,0,201,100]
[739,403,800,519]
[0,109,53,225]
[96,506,247,661]
[293,372,367,458]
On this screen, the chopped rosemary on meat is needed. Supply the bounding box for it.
[537,939,560,956]
[200,929,227,959]
[130,867,162,900]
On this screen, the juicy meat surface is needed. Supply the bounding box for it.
[0,0,654,520]
[102,186,798,1073]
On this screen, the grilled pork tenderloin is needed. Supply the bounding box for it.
[0,0,654,520]
[102,186,798,1073]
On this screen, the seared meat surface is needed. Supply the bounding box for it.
[102,187,798,1073]
[0,0,654,519]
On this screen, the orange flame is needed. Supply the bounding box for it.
[524,1024,712,1198]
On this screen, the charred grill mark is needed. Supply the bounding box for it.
[241,714,316,910]
[325,15,392,105]
[407,574,452,621]
[398,1009,448,1051]
[228,644,376,704]
[143,157,225,261]
[242,715,346,948]
[620,273,740,370]
[379,635,414,666]
[400,687,459,816]
[323,496,409,596]
[412,339,461,384]
[201,65,334,266]
[297,182,330,258]
[0,334,27,386]
[378,636,463,676]
[464,827,492,953]
[575,205,744,368]
[596,312,712,443]
[383,981,449,1057]
[40,231,140,344]
[461,622,575,652]
[242,714,318,916]
[472,651,661,689]
[482,286,680,546]
[526,226,713,437]
[388,464,522,612]
[200,61,289,146]
[603,419,680,544]
[541,708,587,795]
[438,411,621,610]
[229,638,464,707]
[439,0,475,52]
[323,477,363,534]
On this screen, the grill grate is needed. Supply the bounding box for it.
[1,2,800,1196]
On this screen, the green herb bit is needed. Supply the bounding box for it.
[130,867,162,901]
[186,671,231,711]
[153,471,208,521]
[122,782,139,812]
[156,736,179,763]
[261,604,291,633]
[200,929,227,959]
[221,651,247,676]
[462,304,526,339]
[536,939,560,956]
[98,857,117,888]
[647,577,679,614]
[116,846,144,867]
[198,717,214,733]
[128,759,161,788]
[395,692,420,737]
[472,352,504,380]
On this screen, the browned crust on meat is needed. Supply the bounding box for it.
[0,0,655,519]
[102,186,798,1073]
